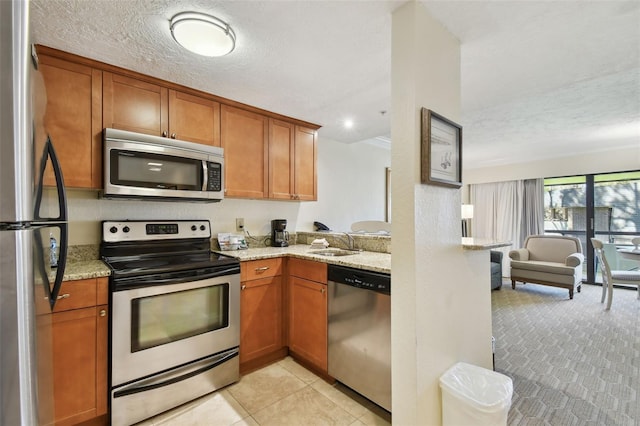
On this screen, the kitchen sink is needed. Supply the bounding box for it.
[310,249,360,257]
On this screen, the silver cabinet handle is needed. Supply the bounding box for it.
[241,285,246,290]
[99,309,106,317]
[171,133,176,139]
[255,266,269,272]
[321,287,325,294]
[57,293,70,300]
[162,130,168,137]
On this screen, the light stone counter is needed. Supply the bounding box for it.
[49,260,112,282]
[217,245,391,274]
[461,237,512,250]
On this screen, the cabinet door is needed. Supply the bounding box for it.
[294,126,318,201]
[240,276,283,364]
[52,306,98,425]
[168,90,220,146]
[220,105,268,198]
[268,119,294,200]
[96,304,108,417]
[103,72,168,137]
[289,276,327,372]
[38,55,102,189]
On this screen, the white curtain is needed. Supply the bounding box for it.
[470,178,544,276]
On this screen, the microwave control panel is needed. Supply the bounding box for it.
[207,162,222,192]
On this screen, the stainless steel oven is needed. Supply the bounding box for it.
[101,220,240,426]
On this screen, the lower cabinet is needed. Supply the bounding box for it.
[239,259,285,373]
[51,277,108,426]
[288,258,328,373]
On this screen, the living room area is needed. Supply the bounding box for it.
[464,167,639,424]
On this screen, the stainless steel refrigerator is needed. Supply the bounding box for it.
[1,1,69,424]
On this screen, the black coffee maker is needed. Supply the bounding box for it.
[271,219,289,247]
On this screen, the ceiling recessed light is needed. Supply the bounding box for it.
[170,12,236,57]
[344,119,354,129]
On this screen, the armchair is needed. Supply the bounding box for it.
[491,250,503,290]
[509,235,584,299]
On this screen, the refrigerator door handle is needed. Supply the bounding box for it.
[34,135,68,222]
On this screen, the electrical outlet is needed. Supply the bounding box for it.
[235,218,244,232]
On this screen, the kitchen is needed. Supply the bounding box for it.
[2,2,496,426]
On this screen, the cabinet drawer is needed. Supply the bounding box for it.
[241,258,283,281]
[288,258,327,284]
[53,278,98,312]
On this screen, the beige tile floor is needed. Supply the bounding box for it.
[136,357,392,426]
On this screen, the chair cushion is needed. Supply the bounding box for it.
[610,271,640,282]
[510,260,577,276]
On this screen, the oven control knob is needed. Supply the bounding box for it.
[123,226,130,233]
[109,226,118,234]
[191,225,197,231]
[200,225,206,231]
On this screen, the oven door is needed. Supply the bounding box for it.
[111,272,240,387]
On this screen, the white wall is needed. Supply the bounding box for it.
[297,137,390,233]
[464,146,640,186]
[63,136,390,245]
[391,3,492,424]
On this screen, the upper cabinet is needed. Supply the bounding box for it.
[293,125,318,201]
[103,72,168,137]
[37,54,102,189]
[168,90,220,146]
[36,45,318,199]
[268,119,295,200]
[103,73,220,146]
[221,105,269,199]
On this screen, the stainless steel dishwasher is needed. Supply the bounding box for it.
[328,264,391,412]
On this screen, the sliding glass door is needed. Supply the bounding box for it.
[544,171,640,284]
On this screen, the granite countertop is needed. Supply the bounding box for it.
[56,237,507,282]
[461,238,512,250]
[217,245,391,274]
[51,260,112,282]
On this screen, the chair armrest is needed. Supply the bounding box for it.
[490,250,503,263]
[509,249,529,261]
[565,253,584,267]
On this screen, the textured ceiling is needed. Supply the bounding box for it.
[30,0,640,169]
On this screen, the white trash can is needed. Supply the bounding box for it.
[439,362,513,426]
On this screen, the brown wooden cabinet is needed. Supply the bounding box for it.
[103,72,167,137]
[51,277,108,426]
[37,54,102,189]
[168,90,221,146]
[103,73,220,146]
[221,105,269,198]
[268,121,318,201]
[37,45,319,199]
[288,258,328,372]
[239,259,285,373]
[293,126,318,201]
[268,119,295,200]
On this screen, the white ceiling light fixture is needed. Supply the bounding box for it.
[170,12,236,57]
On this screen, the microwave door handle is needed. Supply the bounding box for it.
[201,161,208,191]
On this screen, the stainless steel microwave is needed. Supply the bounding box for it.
[102,128,224,202]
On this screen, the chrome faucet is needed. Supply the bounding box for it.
[336,233,356,250]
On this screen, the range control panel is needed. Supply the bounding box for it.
[102,220,210,242]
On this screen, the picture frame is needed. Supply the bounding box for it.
[421,108,462,188]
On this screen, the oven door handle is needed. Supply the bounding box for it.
[112,347,238,399]
[114,266,240,290]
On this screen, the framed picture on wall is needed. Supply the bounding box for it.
[420,108,462,188]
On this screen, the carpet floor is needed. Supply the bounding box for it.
[492,282,639,426]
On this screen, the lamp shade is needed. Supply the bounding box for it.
[170,12,236,57]
[461,204,474,219]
